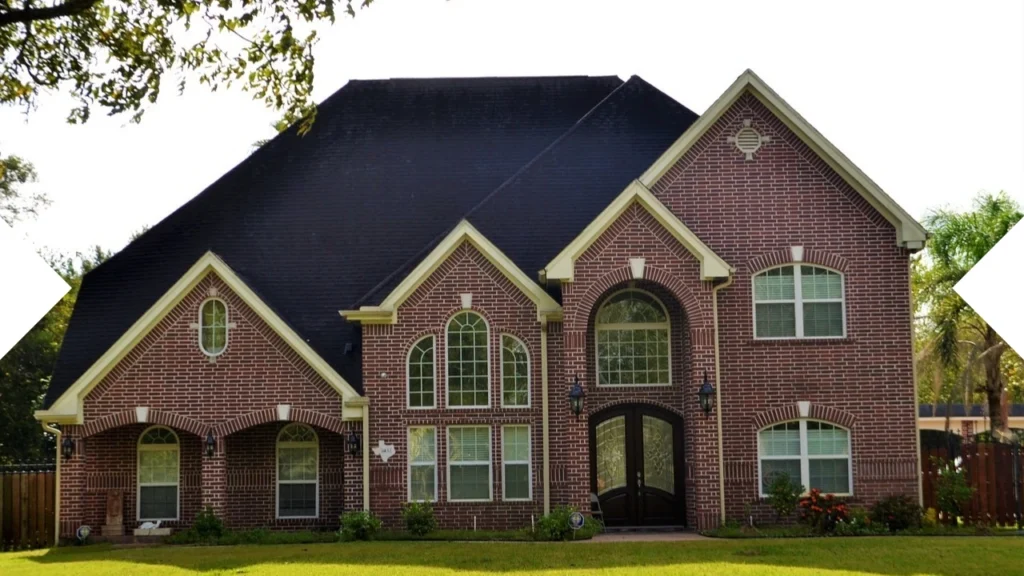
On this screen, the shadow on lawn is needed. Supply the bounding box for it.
[27,536,1024,575]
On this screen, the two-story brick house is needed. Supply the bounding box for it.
[35,70,927,538]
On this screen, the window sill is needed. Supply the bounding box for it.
[748,337,856,346]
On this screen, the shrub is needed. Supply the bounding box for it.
[339,511,383,541]
[534,506,602,541]
[798,489,849,533]
[764,472,803,521]
[193,507,224,541]
[401,502,437,536]
[933,456,974,523]
[871,494,920,532]
[922,507,939,527]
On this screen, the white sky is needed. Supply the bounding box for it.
[2,0,1023,256]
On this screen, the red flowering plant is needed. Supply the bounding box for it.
[798,489,850,533]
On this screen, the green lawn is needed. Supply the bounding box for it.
[1,537,1022,575]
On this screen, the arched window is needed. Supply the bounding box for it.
[758,420,852,496]
[753,265,845,339]
[447,312,489,408]
[500,335,530,407]
[407,336,436,409]
[277,423,318,518]
[595,289,670,386]
[199,298,228,356]
[138,426,179,521]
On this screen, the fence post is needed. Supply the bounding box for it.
[1014,443,1023,531]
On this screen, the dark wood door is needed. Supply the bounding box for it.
[589,405,684,527]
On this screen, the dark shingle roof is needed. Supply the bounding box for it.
[919,404,1024,418]
[46,75,698,405]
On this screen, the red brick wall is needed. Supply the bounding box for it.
[362,242,547,530]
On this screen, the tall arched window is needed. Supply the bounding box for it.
[758,419,852,496]
[500,335,530,408]
[137,426,179,521]
[595,289,670,386]
[277,423,318,518]
[199,298,228,356]
[407,336,436,409]
[753,265,845,339]
[447,311,490,408]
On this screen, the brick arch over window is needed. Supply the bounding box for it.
[214,406,345,437]
[745,248,849,275]
[751,403,857,430]
[588,398,686,420]
[567,264,708,332]
[81,409,206,438]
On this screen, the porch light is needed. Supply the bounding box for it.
[205,431,216,457]
[61,436,75,460]
[346,430,362,456]
[568,375,585,419]
[697,371,715,417]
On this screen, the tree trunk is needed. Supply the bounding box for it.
[983,327,1007,435]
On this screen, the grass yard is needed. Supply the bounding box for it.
[1,537,1022,575]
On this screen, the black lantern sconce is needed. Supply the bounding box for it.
[346,430,362,457]
[568,374,585,419]
[205,431,216,457]
[61,436,75,460]
[697,370,715,418]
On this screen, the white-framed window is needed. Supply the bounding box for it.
[276,423,318,518]
[500,335,530,408]
[446,312,490,408]
[758,420,852,496]
[595,289,671,386]
[408,426,437,502]
[408,336,436,409]
[199,298,228,356]
[137,426,179,521]
[501,425,531,501]
[447,426,492,502]
[752,265,845,339]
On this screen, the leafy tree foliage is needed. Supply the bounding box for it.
[0,0,374,131]
[0,151,47,225]
[915,192,1023,436]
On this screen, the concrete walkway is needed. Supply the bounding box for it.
[582,531,711,543]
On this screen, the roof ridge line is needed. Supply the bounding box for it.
[349,78,633,309]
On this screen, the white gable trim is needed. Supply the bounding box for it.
[36,251,364,425]
[639,69,927,249]
[340,220,563,325]
[544,180,732,282]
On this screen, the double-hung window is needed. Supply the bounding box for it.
[447,426,491,501]
[137,426,179,521]
[758,420,852,496]
[408,426,437,502]
[501,425,531,501]
[753,265,845,338]
[447,312,490,408]
[277,424,318,518]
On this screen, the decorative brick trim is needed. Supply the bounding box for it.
[568,265,706,332]
[215,406,345,437]
[752,403,857,430]
[854,458,917,481]
[81,408,206,438]
[808,404,857,429]
[588,398,685,420]
[745,248,849,274]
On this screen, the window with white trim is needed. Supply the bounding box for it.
[408,426,437,502]
[277,423,318,518]
[199,298,228,355]
[501,425,531,501]
[758,420,852,496]
[447,312,490,407]
[595,289,670,386]
[138,426,179,521]
[500,335,530,407]
[753,265,845,338]
[447,426,491,501]
[408,336,436,408]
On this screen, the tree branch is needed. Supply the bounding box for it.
[0,0,100,27]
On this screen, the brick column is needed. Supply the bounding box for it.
[59,425,86,539]
[200,436,227,518]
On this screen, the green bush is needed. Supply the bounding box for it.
[193,507,225,541]
[932,457,974,523]
[339,510,383,541]
[165,527,335,546]
[764,472,803,521]
[401,502,437,536]
[871,494,921,532]
[534,507,602,541]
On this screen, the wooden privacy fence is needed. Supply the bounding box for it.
[0,464,55,550]
[922,443,1024,526]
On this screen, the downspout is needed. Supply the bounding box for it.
[362,403,370,511]
[40,422,61,547]
[908,260,925,507]
[712,274,734,525]
[540,317,551,515]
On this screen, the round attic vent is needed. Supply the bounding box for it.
[727,119,770,160]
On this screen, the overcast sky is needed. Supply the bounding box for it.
[2,0,1022,256]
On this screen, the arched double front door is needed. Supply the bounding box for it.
[589,404,685,527]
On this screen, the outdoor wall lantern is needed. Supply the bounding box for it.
[697,371,715,418]
[568,374,585,419]
[205,431,216,457]
[346,430,362,456]
[61,436,75,460]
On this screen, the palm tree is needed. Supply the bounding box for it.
[918,192,1022,437]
